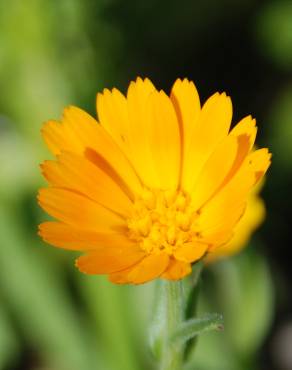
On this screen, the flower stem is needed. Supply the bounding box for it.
[160,280,185,370]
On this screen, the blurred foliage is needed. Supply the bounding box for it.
[0,0,291,369]
[256,2,292,70]
[189,249,274,370]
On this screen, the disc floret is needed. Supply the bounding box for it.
[128,188,198,255]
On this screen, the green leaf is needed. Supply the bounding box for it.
[0,306,19,369]
[184,325,239,370]
[80,276,143,370]
[171,313,224,345]
[214,248,274,357]
[0,206,102,370]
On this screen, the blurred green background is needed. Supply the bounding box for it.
[0,1,291,370]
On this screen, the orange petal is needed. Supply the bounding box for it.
[248,148,272,184]
[191,135,239,208]
[76,246,145,274]
[200,229,234,248]
[231,115,257,150]
[147,90,181,189]
[206,193,265,262]
[170,79,201,183]
[38,188,124,232]
[174,242,207,263]
[197,183,248,237]
[39,222,132,251]
[198,149,271,237]
[41,151,133,217]
[220,115,258,186]
[97,87,130,155]
[42,107,100,156]
[182,92,232,191]
[127,253,169,284]
[42,106,142,198]
[161,258,192,280]
[125,78,161,188]
[171,79,201,148]
[108,266,134,284]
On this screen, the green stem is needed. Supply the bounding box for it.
[160,280,185,370]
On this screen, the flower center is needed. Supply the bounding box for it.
[127,188,199,255]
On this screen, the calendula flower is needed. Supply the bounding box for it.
[38,78,271,284]
[205,181,265,263]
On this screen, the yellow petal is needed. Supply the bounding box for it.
[171,79,201,182]
[41,120,82,156]
[39,222,132,251]
[231,115,257,150]
[171,79,201,144]
[197,148,271,239]
[42,107,100,155]
[126,77,160,187]
[41,152,133,217]
[76,246,145,274]
[174,242,207,262]
[219,135,252,190]
[198,176,249,236]
[97,87,130,154]
[228,194,265,254]
[182,92,232,191]
[147,90,181,189]
[161,258,192,280]
[127,253,169,284]
[42,106,142,198]
[201,230,234,249]
[220,115,258,186]
[248,148,272,184]
[38,188,124,232]
[206,193,265,262]
[191,119,258,209]
[190,135,239,209]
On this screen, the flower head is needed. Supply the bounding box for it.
[38,78,271,284]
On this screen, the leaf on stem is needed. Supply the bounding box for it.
[171,313,224,345]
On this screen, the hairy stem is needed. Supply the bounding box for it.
[160,280,185,370]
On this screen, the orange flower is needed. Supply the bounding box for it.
[38,78,271,284]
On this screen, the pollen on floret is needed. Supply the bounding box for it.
[127,188,201,256]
